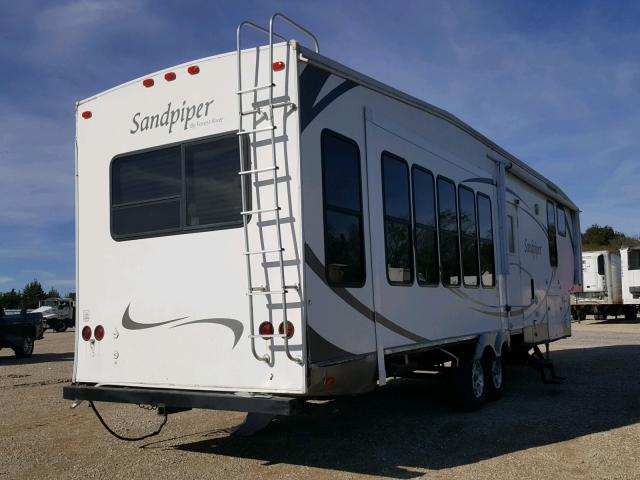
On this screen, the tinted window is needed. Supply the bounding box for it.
[477,193,495,287]
[382,153,413,285]
[459,186,479,287]
[185,136,242,227]
[547,200,558,267]
[629,250,640,271]
[412,167,439,285]
[437,177,460,286]
[321,130,365,287]
[111,133,247,239]
[557,205,567,237]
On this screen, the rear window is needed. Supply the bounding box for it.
[629,250,640,271]
[111,133,248,240]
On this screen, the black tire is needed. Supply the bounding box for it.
[452,357,487,411]
[13,335,34,358]
[485,354,505,401]
[624,307,636,321]
[54,321,67,333]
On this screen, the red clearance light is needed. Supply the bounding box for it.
[142,78,154,87]
[258,321,274,337]
[278,321,294,339]
[164,72,176,81]
[272,61,285,72]
[81,111,92,119]
[324,376,335,386]
[81,326,92,341]
[94,325,105,341]
[187,65,200,75]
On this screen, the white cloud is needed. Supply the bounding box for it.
[0,276,13,283]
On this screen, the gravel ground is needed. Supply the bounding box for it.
[1,320,639,480]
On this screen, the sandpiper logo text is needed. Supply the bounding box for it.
[524,239,543,256]
[130,99,215,134]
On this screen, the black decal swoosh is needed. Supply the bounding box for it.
[304,244,427,342]
[121,304,187,330]
[171,318,244,348]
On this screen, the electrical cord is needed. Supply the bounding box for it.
[89,400,168,442]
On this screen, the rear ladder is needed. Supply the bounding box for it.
[236,13,319,365]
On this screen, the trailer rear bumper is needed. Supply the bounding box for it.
[63,383,303,416]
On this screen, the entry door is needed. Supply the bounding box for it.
[506,202,525,329]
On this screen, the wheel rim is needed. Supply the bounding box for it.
[491,357,503,389]
[24,337,33,353]
[471,359,485,398]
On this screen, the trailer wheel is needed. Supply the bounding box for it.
[624,306,636,321]
[54,320,67,333]
[13,335,34,358]
[485,353,505,401]
[452,357,487,411]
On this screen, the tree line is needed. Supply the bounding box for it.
[582,225,640,252]
[0,280,75,310]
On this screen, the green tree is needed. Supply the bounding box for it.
[67,292,76,301]
[22,280,45,309]
[46,287,61,299]
[582,224,640,252]
[0,289,22,309]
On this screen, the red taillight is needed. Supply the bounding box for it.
[142,78,154,87]
[94,325,105,341]
[164,72,176,81]
[81,111,92,119]
[324,376,335,386]
[187,65,200,75]
[81,326,92,341]
[278,321,294,338]
[272,61,285,71]
[258,321,274,337]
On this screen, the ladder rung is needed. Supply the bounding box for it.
[237,83,274,94]
[243,248,284,255]
[249,333,289,339]
[272,101,295,110]
[239,166,278,175]
[241,108,262,116]
[241,207,280,215]
[247,289,287,296]
[238,126,276,135]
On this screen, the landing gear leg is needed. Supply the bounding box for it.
[527,345,565,384]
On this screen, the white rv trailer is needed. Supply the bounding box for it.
[621,247,640,316]
[64,14,581,419]
[570,251,633,320]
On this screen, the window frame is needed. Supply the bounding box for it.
[556,204,567,237]
[546,199,558,268]
[457,184,480,288]
[436,175,461,288]
[320,129,366,288]
[411,164,439,287]
[110,132,250,241]
[381,151,414,286]
[476,192,496,289]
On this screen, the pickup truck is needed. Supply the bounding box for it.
[0,308,45,358]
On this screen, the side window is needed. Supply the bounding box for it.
[437,177,460,286]
[477,193,495,287]
[412,166,439,286]
[557,205,567,237]
[321,130,365,287]
[458,186,479,287]
[507,215,516,254]
[546,200,558,267]
[628,250,640,271]
[382,153,413,285]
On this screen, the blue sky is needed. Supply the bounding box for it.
[1,0,639,293]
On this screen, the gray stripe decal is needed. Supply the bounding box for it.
[307,326,356,362]
[170,318,244,348]
[304,244,427,342]
[121,304,187,330]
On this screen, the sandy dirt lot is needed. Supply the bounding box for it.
[1,320,639,479]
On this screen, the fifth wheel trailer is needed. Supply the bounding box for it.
[64,14,582,424]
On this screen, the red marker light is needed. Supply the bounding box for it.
[272,61,285,72]
[164,72,176,81]
[81,111,92,119]
[187,65,200,75]
[81,326,92,341]
[94,325,105,341]
[142,78,154,87]
[324,376,335,386]
[278,321,294,339]
[258,321,274,337]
